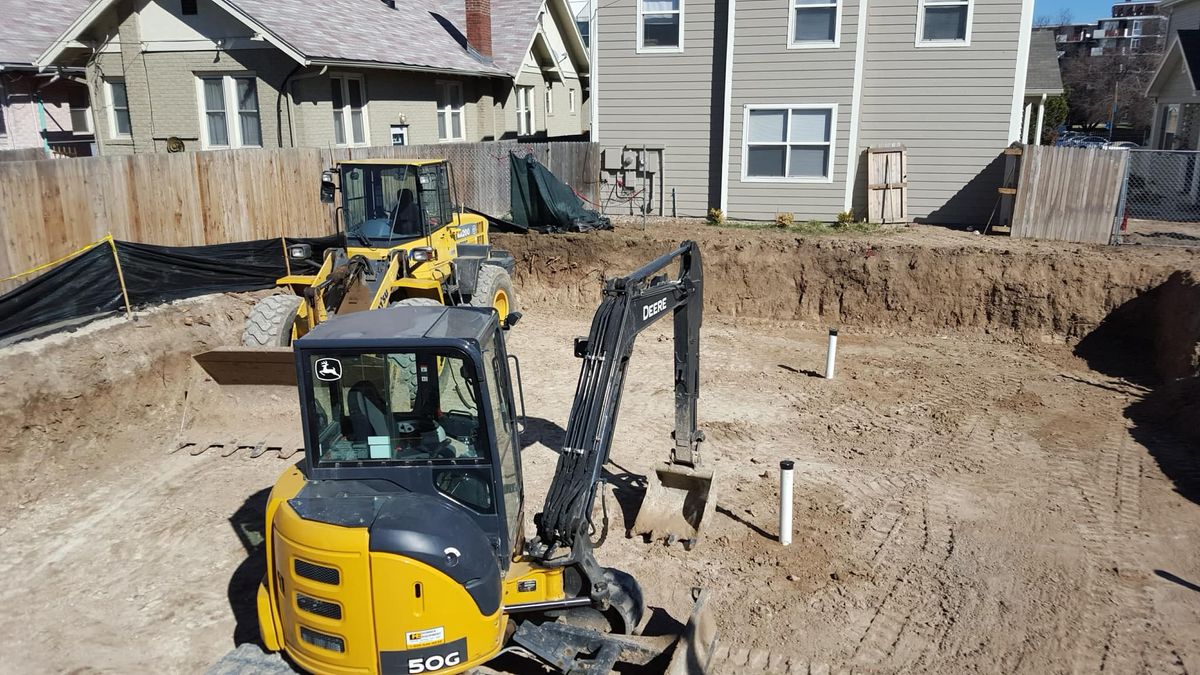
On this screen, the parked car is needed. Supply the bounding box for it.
[1109,141,1140,150]
[1076,136,1111,149]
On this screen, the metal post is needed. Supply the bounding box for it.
[825,328,839,380]
[779,460,794,546]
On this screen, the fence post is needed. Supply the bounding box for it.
[106,235,134,319]
[1110,152,1132,245]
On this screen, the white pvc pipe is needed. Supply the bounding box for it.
[825,328,839,380]
[779,459,794,546]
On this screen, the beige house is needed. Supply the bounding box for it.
[38,0,589,155]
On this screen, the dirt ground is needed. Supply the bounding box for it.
[1,225,1198,674]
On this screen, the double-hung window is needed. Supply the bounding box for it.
[331,75,368,146]
[68,87,92,134]
[916,0,972,46]
[545,88,554,116]
[437,81,465,142]
[638,0,683,52]
[569,88,576,114]
[106,78,132,139]
[199,75,261,148]
[515,86,535,136]
[742,105,836,182]
[789,0,841,47]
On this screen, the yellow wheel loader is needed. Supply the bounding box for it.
[208,242,718,674]
[244,159,517,349]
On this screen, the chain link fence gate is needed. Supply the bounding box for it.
[1115,149,1200,247]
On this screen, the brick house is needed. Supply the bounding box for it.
[38,0,589,155]
[1,0,97,157]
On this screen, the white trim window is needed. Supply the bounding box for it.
[105,78,132,139]
[742,105,836,182]
[789,0,841,48]
[516,85,535,136]
[331,75,368,146]
[546,87,554,116]
[638,0,684,52]
[916,0,972,46]
[436,81,465,142]
[68,86,92,134]
[568,88,576,114]
[198,75,261,148]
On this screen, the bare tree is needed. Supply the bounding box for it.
[1034,8,1075,27]
[1060,51,1159,132]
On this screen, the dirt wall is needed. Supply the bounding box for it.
[496,225,1200,340]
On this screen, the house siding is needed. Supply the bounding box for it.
[1158,59,1197,101]
[1168,0,1200,34]
[725,0,860,220]
[595,0,718,217]
[855,0,1023,223]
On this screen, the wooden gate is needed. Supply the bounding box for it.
[867,146,908,224]
[1011,144,1129,244]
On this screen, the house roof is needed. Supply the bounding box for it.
[1026,30,1064,95]
[1146,30,1200,96]
[38,0,586,80]
[223,0,505,76]
[0,0,89,67]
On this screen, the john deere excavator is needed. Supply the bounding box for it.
[243,158,517,349]
[208,241,717,675]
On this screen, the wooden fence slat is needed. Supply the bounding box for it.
[0,141,596,280]
[1010,144,1125,244]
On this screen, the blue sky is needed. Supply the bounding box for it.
[1034,0,1126,23]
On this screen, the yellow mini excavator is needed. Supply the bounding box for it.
[243,158,517,349]
[209,242,717,674]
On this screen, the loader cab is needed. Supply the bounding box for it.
[292,304,525,564]
[324,160,456,247]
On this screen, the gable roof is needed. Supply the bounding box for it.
[0,0,90,68]
[224,0,504,76]
[1025,30,1064,96]
[1146,30,1200,96]
[38,0,586,80]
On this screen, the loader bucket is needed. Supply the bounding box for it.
[171,347,305,459]
[631,464,716,548]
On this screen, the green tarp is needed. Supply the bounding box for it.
[510,153,611,233]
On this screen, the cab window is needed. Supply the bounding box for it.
[418,164,453,229]
[482,335,521,540]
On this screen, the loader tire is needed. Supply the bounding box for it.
[470,265,517,326]
[243,295,303,347]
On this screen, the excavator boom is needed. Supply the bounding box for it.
[532,240,714,558]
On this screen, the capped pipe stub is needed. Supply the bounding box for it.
[780,460,795,471]
[829,328,839,336]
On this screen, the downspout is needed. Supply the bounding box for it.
[589,0,599,140]
[276,63,302,148]
[285,65,327,148]
[717,0,736,213]
[843,0,869,212]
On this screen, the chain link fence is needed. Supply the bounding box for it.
[1116,149,1200,247]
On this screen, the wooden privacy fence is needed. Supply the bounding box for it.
[0,140,600,285]
[0,148,49,163]
[1011,144,1129,244]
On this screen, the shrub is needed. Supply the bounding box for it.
[774,212,795,228]
[706,208,726,225]
[835,210,855,228]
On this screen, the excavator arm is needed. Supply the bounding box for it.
[530,240,709,562]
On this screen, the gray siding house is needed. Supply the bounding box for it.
[591,0,1035,223]
[38,0,589,155]
[1147,0,1200,148]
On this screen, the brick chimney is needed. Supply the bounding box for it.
[465,0,493,57]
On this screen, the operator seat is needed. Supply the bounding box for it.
[346,380,389,442]
[391,188,423,237]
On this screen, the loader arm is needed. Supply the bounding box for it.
[531,240,704,561]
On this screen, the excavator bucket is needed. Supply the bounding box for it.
[171,347,305,459]
[632,464,717,548]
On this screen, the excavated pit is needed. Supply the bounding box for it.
[2,224,1199,674]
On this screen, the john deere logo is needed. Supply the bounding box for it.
[316,358,342,381]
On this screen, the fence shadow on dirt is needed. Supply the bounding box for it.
[1073,272,1200,506]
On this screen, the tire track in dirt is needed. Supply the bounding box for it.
[1056,428,1190,675]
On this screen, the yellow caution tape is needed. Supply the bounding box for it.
[0,234,113,283]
